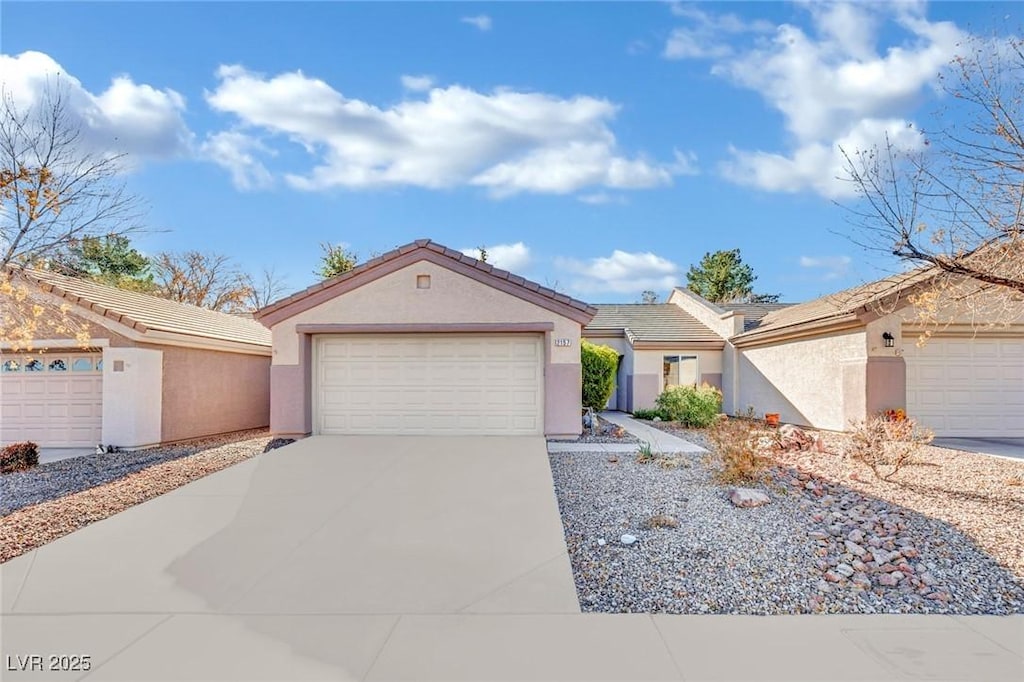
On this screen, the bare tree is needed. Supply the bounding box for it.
[1,83,143,351]
[1,84,143,269]
[152,251,253,313]
[244,265,289,310]
[841,35,1024,326]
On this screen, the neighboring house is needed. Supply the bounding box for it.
[256,239,596,438]
[589,272,1023,438]
[583,303,727,411]
[1,270,272,449]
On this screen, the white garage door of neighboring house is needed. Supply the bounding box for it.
[1,353,104,447]
[315,334,544,436]
[904,336,1024,437]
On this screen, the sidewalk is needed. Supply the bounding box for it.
[600,410,706,454]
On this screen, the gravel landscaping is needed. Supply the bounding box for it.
[0,429,270,516]
[0,431,271,563]
[550,430,1024,614]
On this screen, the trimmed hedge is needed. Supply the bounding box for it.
[654,383,723,428]
[581,340,619,410]
[1,441,39,474]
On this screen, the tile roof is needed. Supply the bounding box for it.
[586,304,724,343]
[718,302,796,331]
[18,268,272,348]
[734,267,935,340]
[257,238,597,323]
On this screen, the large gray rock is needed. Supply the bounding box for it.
[729,488,771,508]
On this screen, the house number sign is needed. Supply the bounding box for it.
[554,338,573,347]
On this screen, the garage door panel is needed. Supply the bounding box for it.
[316,334,543,436]
[904,336,1024,437]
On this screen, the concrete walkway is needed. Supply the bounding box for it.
[600,410,706,454]
[3,435,1021,680]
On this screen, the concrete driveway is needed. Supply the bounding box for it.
[2,436,580,679]
[933,437,1024,461]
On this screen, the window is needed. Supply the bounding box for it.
[72,358,94,372]
[48,358,68,372]
[663,355,698,389]
[1,360,20,372]
[25,359,44,372]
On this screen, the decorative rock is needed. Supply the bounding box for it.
[809,531,830,541]
[620,534,638,545]
[844,540,867,557]
[597,538,606,546]
[852,560,868,573]
[877,572,902,587]
[848,529,865,543]
[729,488,771,508]
[920,572,938,587]
[836,563,855,578]
[778,424,813,450]
[824,570,842,583]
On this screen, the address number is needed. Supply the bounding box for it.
[554,338,573,347]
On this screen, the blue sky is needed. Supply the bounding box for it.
[1,1,1016,303]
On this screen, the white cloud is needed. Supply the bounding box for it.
[695,3,967,197]
[205,64,687,197]
[461,15,492,32]
[663,4,773,60]
[555,250,680,295]
[0,50,192,161]
[400,74,435,92]
[459,242,531,271]
[200,130,274,190]
[799,255,853,280]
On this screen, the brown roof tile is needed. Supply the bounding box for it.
[734,267,935,340]
[19,269,271,348]
[586,304,724,343]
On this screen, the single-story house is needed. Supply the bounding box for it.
[587,271,1024,438]
[256,239,596,438]
[1,269,272,449]
[583,302,727,411]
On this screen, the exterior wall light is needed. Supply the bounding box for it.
[882,331,895,348]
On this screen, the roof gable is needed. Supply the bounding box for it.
[256,239,597,327]
[14,268,271,348]
[733,267,935,342]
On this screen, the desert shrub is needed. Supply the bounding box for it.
[705,418,772,483]
[581,340,618,410]
[654,383,723,428]
[1,441,39,474]
[635,441,657,463]
[631,408,665,420]
[844,415,933,481]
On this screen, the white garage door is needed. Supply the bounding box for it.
[904,336,1024,437]
[315,334,544,435]
[1,353,104,447]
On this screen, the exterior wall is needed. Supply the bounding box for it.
[149,345,271,443]
[631,349,724,410]
[736,330,867,430]
[102,347,163,447]
[271,260,583,437]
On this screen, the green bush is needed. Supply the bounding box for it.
[631,408,665,421]
[581,340,618,410]
[1,441,39,474]
[654,383,723,428]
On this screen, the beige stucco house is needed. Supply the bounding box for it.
[596,272,1024,438]
[1,270,271,449]
[256,239,596,438]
